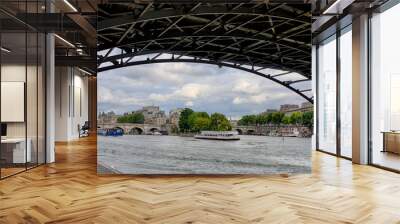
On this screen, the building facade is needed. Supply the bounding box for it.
[98,111,118,124]
[283,102,313,116]
[137,106,167,126]
[169,108,183,127]
[280,104,299,112]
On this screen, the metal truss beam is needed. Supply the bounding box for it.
[98,6,309,31]
[99,23,310,52]
[98,49,309,77]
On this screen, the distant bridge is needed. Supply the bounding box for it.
[98,123,163,135]
[234,125,312,137]
[234,126,258,135]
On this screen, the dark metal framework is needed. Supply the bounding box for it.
[97,1,313,103]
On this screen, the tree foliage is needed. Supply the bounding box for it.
[282,116,291,124]
[289,112,303,125]
[188,112,210,132]
[178,110,232,133]
[178,108,194,132]
[210,113,232,131]
[238,111,313,126]
[117,112,144,124]
[237,115,257,125]
[271,112,285,125]
[302,111,313,127]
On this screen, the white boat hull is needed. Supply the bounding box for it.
[194,135,240,140]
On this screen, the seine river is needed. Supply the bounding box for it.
[97,135,311,174]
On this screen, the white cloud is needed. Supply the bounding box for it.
[185,101,194,107]
[174,83,210,99]
[98,86,114,103]
[249,93,269,104]
[98,62,309,117]
[232,79,262,95]
[233,97,244,105]
[232,93,269,105]
[146,83,212,102]
[149,93,170,101]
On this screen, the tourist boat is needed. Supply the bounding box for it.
[152,131,162,136]
[194,131,240,140]
[146,131,162,136]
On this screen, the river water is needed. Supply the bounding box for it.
[97,135,311,174]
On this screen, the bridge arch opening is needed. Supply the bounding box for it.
[130,127,144,135]
[236,129,243,135]
[246,130,255,135]
[149,128,160,133]
[114,127,124,134]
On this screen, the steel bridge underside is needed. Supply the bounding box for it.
[97,1,313,103]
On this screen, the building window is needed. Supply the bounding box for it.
[317,35,337,154]
[370,3,400,171]
[340,26,352,158]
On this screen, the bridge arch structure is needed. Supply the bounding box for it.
[129,127,144,135]
[97,1,313,103]
[99,123,161,135]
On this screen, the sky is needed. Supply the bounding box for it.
[98,57,309,120]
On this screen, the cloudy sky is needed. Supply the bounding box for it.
[98,58,309,119]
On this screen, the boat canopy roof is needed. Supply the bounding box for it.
[200,131,238,135]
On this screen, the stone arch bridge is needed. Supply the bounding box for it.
[98,123,164,135]
[234,125,311,137]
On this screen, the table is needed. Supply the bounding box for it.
[1,138,31,164]
[382,131,400,154]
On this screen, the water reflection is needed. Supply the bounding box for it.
[98,135,311,174]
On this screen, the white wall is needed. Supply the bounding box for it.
[55,67,89,141]
[1,64,35,138]
[1,62,47,164]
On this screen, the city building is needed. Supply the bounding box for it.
[97,111,118,124]
[301,102,313,108]
[1,0,399,222]
[229,119,239,127]
[279,104,299,112]
[136,106,167,126]
[282,102,314,116]
[169,108,183,127]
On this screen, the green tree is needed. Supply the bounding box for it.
[238,115,257,125]
[289,112,303,125]
[256,114,268,125]
[188,112,210,132]
[192,116,211,132]
[178,108,194,133]
[302,111,314,127]
[266,113,273,124]
[271,112,285,125]
[117,112,144,123]
[210,113,232,131]
[282,116,291,124]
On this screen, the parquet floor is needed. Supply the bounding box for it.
[1,136,400,224]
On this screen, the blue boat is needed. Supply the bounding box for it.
[98,128,123,136]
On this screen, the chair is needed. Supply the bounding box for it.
[79,121,90,138]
